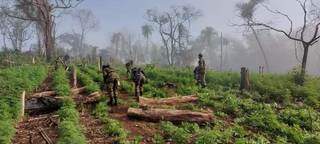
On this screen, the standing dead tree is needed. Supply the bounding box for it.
[146,5,201,65]
[236,0,270,72]
[6,17,32,52]
[239,0,320,85]
[2,0,83,61]
[72,8,99,58]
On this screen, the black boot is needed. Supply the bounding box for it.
[113,97,118,106]
[107,97,113,106]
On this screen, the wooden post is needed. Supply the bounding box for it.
[21,91,26,121]
[72,67,77,88]
[98,56,102,71]
[240,67,250,91]
[32,57,35,64]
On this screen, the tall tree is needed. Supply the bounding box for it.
[239,0,320,85]
[110,32,123,58]
[141,24,153,61]
[236,0,270,72]
[72,8,99,58]
[2,0,83,61]
[146,5,201,65]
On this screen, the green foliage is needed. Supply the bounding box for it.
[279,107,320,131]
[0,65,47,144]
[120,80,134,95]
[53,67,71,97]
[153,134,165,144]
[77,68,100,93]
[55,67,87,144]
[80,66,103,83]
[93,102,128,144]
[58,100,86,144]
[131,135,143,144]
[57,120,86,144]
[160,121,191,144]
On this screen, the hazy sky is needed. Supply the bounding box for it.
[57,0,302,48]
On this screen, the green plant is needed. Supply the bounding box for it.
[153,134,165,144]
[160,121,191,144]
[0,65,47,144]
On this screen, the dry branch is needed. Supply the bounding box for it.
[127,108,213,124]
[28,115,58,122]
[139,95,198,106]
[38,127,53,144]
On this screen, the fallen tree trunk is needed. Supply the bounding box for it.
[139,95,198,106]
[26,91,103,113]
[30,91,56,98]
[127,108,213,124]
[29,87,86,99]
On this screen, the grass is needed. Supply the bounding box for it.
[93,102,129,144]
[0,65,47,144]
[53,67,86,144]
[143,66,320,144]
[77,67,101,93]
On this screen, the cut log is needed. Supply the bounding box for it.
[127,108,213,124]
[26,91,102,113]
[71,87,86,95]
[29,87,86,99]
[139,95,198,106]
[82,92,103,104]
[30,91,56,98]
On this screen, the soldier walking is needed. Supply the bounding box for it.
[125,60,133,78]
[131,67,146,101]
[102,64,120,106]
[195,53,206,88]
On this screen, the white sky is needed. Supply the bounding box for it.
[56,0,303,48]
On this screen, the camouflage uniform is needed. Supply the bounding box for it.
[103,65,120,106]
[125,60,133,78]
[197,54,206,88]
[131,67,146,101]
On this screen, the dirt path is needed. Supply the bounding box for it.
[108,93,160,143]
[13,72,60,144]
[79,106,114,144]
[13,114,59,144]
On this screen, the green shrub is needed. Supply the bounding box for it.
[93,102,128,143]
[57,120,86,144]
[77,69,100,93]
[161,121,191,144]
[53,67,71,96]
[279,108,320,131]
[0,65,47,144]
[153,134,165,144]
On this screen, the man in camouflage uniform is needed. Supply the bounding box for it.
[195,53,206,88]
[125,60,133,78]
[131,67,146,101]
[102,64,120,106]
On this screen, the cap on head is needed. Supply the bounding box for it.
[102,64,110,70]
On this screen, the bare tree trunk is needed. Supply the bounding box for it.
[300,43,309,85]
[249,25,270,72]
[2,33,7,50]
[80,30,85,58]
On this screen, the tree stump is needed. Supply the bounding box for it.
[240,67,250,91]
